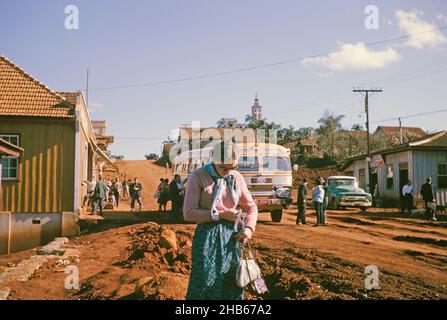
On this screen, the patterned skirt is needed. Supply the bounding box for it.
[186,220,243,300]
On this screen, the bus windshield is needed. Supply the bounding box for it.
[262,156,291,172]
[238,156,259,172]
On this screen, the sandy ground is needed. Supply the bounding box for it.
[1,160,446,300]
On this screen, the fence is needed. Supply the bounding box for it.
[436,190,447,206]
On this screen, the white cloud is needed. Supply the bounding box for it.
[437,13,447,23]
[395,9,447,49]
[302,42,401,71]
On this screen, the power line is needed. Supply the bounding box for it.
[371,108,447,124]
[266,61,447,117]
[353,88,383,194]
[90,25,447,91]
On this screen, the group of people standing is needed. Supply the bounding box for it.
[82,176,143,215]
[156,174,185,219]
[296,177,328,227]
[296,175,439,225]
[401,177,438,221]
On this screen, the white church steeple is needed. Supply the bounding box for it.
[251,94,263,121]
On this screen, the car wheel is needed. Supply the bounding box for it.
[271,210,283,222]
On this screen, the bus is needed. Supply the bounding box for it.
[173,143,293,222]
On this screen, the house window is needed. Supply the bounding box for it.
[386,165,393,190]
[438,163,447,189]
[0,134,20,180]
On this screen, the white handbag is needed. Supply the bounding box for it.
[427,201,436,210]
[235,242,268,294]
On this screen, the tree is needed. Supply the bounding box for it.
[317,110,345,158]
[351,124,364,131]
[145,153,159,160]
[216,118,240,128]
[297,127,313,140]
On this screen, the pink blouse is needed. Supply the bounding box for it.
[183,167,258,232]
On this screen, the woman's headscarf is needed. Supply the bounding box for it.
[205,141,240,221]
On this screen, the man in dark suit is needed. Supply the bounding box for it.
[93,175,108,216]
[297,178,308,225]
[169,174,183,220]
[130,177,143,213]
[421,177,436,221]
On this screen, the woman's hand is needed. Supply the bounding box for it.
[219,208,240,222]
[235,227,253,244]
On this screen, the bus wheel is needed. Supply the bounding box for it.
[271,210,283,222]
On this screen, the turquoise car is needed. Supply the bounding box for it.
[326,176,372,212]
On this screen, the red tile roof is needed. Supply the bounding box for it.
[0,55,75,118]
[375,126,426,137]
[57,92,79,106]
[339,130,369,138]
[299,139,317,146]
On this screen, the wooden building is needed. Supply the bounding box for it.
[0,55,116,254]
[343,131,447,206]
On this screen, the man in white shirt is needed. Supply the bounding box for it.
[312,178,325,227]
[402,180,414,213]
[82,178,96,208]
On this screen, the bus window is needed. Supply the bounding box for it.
[238,156,259,172]
[262,156,291,172]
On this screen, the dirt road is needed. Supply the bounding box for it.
[1,160,446,300]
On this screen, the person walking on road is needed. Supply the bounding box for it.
[421,177,437,221]
[130,177,143,213]
[112,178,122,208]
[312,178,325,227]
[402,180,414,213]
[169,174,184,220]
[93,176,108,216]
[82,178,96,208]
[296,178,308,225]
[123,177,130,199]
[157,178,170,212]
[322,179,329,225]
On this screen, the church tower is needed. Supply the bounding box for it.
[251,94,263,121]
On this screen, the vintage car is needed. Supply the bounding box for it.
[326,176,372,212]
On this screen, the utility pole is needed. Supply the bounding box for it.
[86,69,89,108]
[353,87,382,194]
[398,117,403,144]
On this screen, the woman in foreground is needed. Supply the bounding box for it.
[183,141,258,300]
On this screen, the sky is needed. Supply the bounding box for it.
[1,0,447,159]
